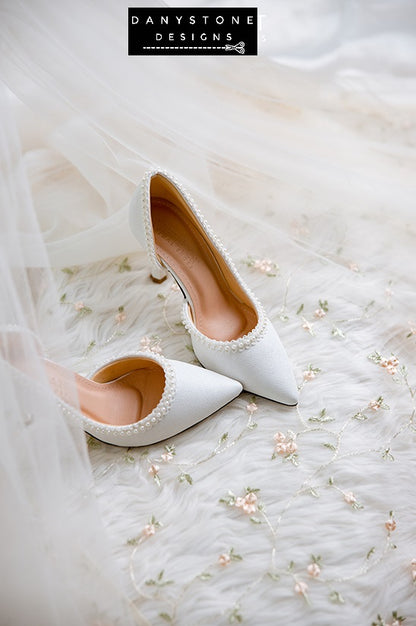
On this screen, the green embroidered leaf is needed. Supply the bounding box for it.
[178,473,193,485]
[332,326,346,339]
[296,303,304,315]
[159,613,173,623]
[382,448,395,461]
[285,453,299,467]
[229,607,243,623]
[78,306,92,317]
[368,351,383,364]
[366,547,375,559]
[219,432,229,444]
[309,408,334,423]
[126,536,140,546]
[353,411,368,421]
[86,435,101,449]
[329,590,345,604]
[229,548,243,561]
[118,257,131,272]
[85,340,96,355]
[145,570,174,587]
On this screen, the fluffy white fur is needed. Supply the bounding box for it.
[52,188,416,624]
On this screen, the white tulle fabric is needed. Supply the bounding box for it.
[0,86,140,624]
[0,0,415,624]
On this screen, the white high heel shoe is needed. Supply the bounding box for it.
[129,169,299,406]
[45,352,242,446]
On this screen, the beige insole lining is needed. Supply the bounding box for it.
[44,359,165,426]
[152,197,257,342]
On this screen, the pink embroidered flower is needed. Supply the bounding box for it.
[254,258,274,274]
[142,524,156,537]
[274,432,297,456]
[115,311,126,323]
[344,491,357,505]
[218,553,231,567]
[161,452,173,463]
[275,442,288,454]
[348,262,359,272]
[368,399,382,411]
[303,370,316,381]
[285,440,298,455]
[385,518,397,532]
[273,432,286,443]
[246,402,258,414]
[140,336,162,354]
[235,492,258,515]
[148,464,160,477]
[294,581,308,596]
[307,563,321,578]
[243,502,256,515]
[243,494,257,515]
[380,356,399,375]
[74,301,85,311]
[245,492,257,505]
[314,308,326,319]
[302,319,314,334]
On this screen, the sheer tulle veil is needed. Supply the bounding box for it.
[1,0,415,623]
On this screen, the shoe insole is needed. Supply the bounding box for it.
[44,359,165,426]
[151,197,257,342]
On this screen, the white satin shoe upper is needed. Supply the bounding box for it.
[182,306,298,406]
[57,352,242,446]
[129,168,299,406]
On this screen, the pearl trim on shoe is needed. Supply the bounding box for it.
[140,169,267,353]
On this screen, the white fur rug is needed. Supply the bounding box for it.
[51,176,416,625]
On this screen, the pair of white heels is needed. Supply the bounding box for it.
[47,170,298,447]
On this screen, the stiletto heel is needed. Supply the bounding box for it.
[129,169,298,406]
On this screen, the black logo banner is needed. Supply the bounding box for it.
[128,7,258,56]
